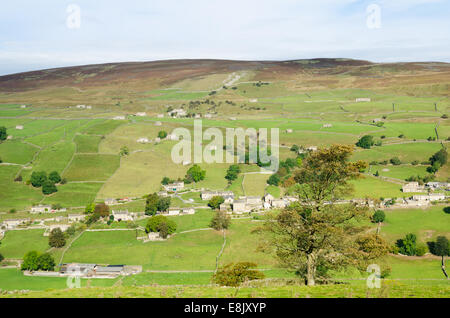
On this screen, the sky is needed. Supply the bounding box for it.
[0,0,449,75]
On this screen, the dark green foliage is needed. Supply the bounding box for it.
[433,236,450,256]
[0,126,7,141]
[208,196,225,210]
[396,233,417,256]
[225,165,240,182]
[185,164,206,182]
[372,210,385,223]
[157,197,171,212]
[48,171,62,184]
[212,262,265,287]
[48,228,66,248]
[145,215,177,234]
[356,135,374,149]
[0,253,4,262]
[21,251,40,271]
[390,157,401,165]
[210,211,231,230]
[267,174,280,186]
[36,253,56,271]
[145,193,171,215]
[158,130,168,139]
[30,171,47,188]
[42,180,57,195]
[161,177,173,185]
[145,193,159,216]
[429,149,448,167]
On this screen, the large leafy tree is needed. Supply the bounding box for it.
[185,164,206,183]
[210,210,231,230]
[0,126,7,141]
[356,135,375,149]
[48,171,62,184]
[30,171,47,188]
[212,262,265,287]
[208,196,225,210]
[145,193,159,216]
[49,228,66,248]
[42,180,57,195]
[258,145,389,286]
[434,236,449,279]
[21,251,40,271]
[36,253,56,271]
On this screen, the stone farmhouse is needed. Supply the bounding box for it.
[137,137,150,144]
[163,181,185,192]
[426,182,450,190]
[412,193,446,202]
[135,112,147,117]
[169,109,187,118]
[402,182,425,193]
[2,219,30,230]
[104,198,118,205]
[68,214,86,223]
[15,125,24,130]
[30,205,52,214]
[201,190,234,201]
[112,210,134,221]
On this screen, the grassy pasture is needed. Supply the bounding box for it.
[380,206,450,244]
[0,140,38,164]
[243,174,268,196]
[63,154,120,181]
[0,268,118,291]
[370,164,429,180]
[0,229,48,259]
[352,143,443,163]
[62,229,224,270]
[74,134,102,153]
[42,183,104,207]
[144,89,209,101]
[24,141,75,177]
[0,166,43,211]
[348,176,404,199]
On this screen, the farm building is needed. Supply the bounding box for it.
[201,190,234,201]
[286,129,293,133]
[113,115,125,120]
[20,105,27,108]
[402,182,424,193]
[167,207,181,216]
[15,125,24,130]
[157,114,164,118]
[426,182,450,190]
[307,146,318,152]
[135,112,147,117]
[323,124,332,128]
[137,137,150,144]
[112,210,133,221]
[412,194,446,202]
[163,181,185,192]
[104,198,118,205]
[169,109,187,117]
[182,207,195,215]
[155,121,162,126]
[249,99,258,103]
[232,199,247,213]
[263,193,274,204]
[167,134,179,141]
[44,224,71,236]
[246,196,262,206]
[68,214,85,223]
[30,205,52,214]
[271,199,287,208]
[2,219,29,230]
[355,98,371,102]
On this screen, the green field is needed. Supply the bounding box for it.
[63,154,120,181]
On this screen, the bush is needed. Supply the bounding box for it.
[30,171,47,188]
[158,131,168,139]
[267,174,280,186]
[356,135,375,149]
[372,210,385,223]
[208,196,225,210]
[210,211,231,230]
[390,157,401,165]
[415,244,428,257]
[185,164,206,182]
[0,126,7,141]
[396,233,417,256]
[42,180,57,195]
[49,228,66,248]
[145,215,177,234]
[48,171,62,184]
[411,160,419,165]
[0,253,4,262]
[212,262,265,287]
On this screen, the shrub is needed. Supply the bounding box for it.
[185,164,206,182]
[208,196,225,210]
[0,253,4,262]
[42,180,57,195]
[356,135,375,149]
[396,233,417,256]
[267,174,280,186]
[411,160,419,165]
[390,157,401,165]
[372,210,385,223]
[49,228,66,248]
[30,171,47,188]
[415,244,428,257]
[210,211,231,230]
[158,131,168,139]
[212,262,265,287]
[145,215,177,234]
